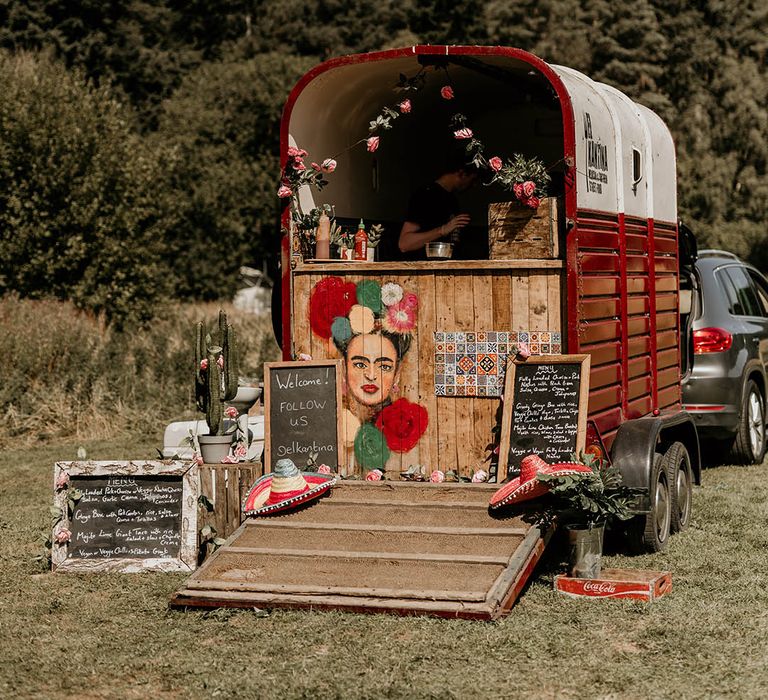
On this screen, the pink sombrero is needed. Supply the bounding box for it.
[243,458,336,516]
[489,455,593,510]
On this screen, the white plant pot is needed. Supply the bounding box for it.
[198,434,233,464]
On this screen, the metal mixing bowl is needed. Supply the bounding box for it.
[426,242,453,259]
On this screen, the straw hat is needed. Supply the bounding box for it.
[489,454,592,510]
[243,458,336,516]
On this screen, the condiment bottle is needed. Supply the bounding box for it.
[315,211,331,259]
[353,219,368,261]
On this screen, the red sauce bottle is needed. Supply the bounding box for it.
[353,219,368,261]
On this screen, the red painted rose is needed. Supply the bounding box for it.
[375,398,428,453]
[309,276,358,339]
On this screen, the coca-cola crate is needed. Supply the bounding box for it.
[554,568,672,602]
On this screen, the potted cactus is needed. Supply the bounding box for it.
[195,311,239,463]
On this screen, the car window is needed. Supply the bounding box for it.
[748,270,768,318]
[719,266,762,317]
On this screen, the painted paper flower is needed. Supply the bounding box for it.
[366,136,380,153]
[489,156,503,172]
[354,422,390,469]
[398,99,412,113]
[348,304,375,335]
[321,158,337,173]
[331,316,353,345]
[55,472,70,489]
[382,299,417,333]
[522,180,536,198]
[454,128,473,140]
[55,528,71,545]
[356,279,383,313]
[516,342,531,359]
[317,464,332,475]
[430,470,445,483]
[402,292,419,311]
[375,398,428,453]
[225,406,238,419]
[234,443,248,458]
[277,184,292,198]
[380,282,404,306]
[472,469,489,483]
[440,86,454,100]
[309,276,358,339]
[365,469,384,482]
[200,358,209,370]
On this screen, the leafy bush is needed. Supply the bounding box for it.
[0,295,280,446]
[0,51,175,326]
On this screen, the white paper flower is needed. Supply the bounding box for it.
[381,282,404,306]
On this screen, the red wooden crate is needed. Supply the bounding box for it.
[554,568,672,602]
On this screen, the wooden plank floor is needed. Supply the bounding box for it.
[170,481,549,620]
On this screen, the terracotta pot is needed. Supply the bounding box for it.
[198,434,233,464]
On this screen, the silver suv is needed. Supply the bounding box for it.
[681,250,768,464]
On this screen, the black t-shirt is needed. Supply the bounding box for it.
[398,182,458,261]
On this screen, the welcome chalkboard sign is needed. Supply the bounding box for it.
[264,360,344,472]
[498,355,590,478]
[51,460,198,573]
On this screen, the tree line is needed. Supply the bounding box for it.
[0,0,765,324]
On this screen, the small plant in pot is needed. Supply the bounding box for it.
[537,453,634,579]
[194,311,240,463]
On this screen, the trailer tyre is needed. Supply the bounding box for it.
[664,441,693,533]
[627,453,671,553]
[731,380,766,465]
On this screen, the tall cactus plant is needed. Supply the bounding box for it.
[195,310,239,435]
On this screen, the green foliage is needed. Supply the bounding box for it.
[0,51,174,326]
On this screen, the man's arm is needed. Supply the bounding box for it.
[398,214,471,253]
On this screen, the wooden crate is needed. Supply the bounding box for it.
[488,197,560,259]
[199,463,260,540]
[554,568,672,602]
[171,481,552,620]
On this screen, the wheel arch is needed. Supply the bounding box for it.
[610,412,701,512]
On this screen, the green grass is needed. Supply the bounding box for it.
[2,438,768,699]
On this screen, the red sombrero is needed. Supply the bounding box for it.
[489,454,593,510]
[243,458,336,516]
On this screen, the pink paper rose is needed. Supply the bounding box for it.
[472,469,489,483]
[55,528,71,545]
[453,128,473,140]
[55,472,70,489]
[234,443,248,458]
[365,469,383,481]
[430,470,445,483]
[516,341,531,359]
[217,355,224,369]
[220,455,238,464]
[298,353,312,361]
[317,464,332,475]
[199,358,209,370]
[224,406,238,419]
[287,146,301,157]
[440,85,454,100]
[513,182,524,200]
[522,180,536,198]
[311,162,321,170]
[192,452,204,466]
[488,156,503,172]
[524,196,540,210]
[293,161,306,171]
[398,99,412,113]
[366,136,380,153]
[277,184,292,198]
[321,158,337,173]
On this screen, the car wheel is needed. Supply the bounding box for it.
[664,441,693,533]
[626,454,671,553]
[731,380,766,465]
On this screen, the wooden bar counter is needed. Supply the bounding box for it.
[290,259,565,479]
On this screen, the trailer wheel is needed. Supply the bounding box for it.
[627,453,671,553]
[665,441,693,533]
[731,380,766,465]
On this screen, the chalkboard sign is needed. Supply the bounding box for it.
[51,461,198,573]
[264,360,344,472]
[498,355,590,478]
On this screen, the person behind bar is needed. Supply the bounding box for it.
[395,155,480,261]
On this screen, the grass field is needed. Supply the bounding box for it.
[2,437,768,699]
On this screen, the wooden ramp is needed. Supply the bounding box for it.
[170,481,550,620]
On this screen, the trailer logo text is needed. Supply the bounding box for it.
[583,112,609,195]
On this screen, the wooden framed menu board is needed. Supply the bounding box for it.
[263,360,344,472]
[51,460,198,573]
[498,355,590,478]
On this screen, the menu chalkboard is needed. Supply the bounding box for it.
[264,360,344,472]
[498,355,590,478]
[52,460,198,573]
